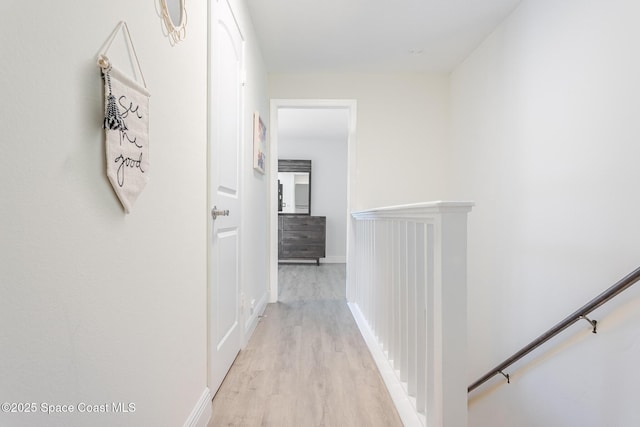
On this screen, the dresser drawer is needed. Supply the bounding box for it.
[281,245,325,258]
[282,230,324,242]
[283,216,326,231]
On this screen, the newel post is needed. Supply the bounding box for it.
[430,203,473,427]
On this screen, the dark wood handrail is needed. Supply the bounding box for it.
[468,266,640,393]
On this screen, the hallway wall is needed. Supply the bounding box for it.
[449,0,640,425]
[0,1,268,426]
[232,0,271,345]
[269,73,450,211]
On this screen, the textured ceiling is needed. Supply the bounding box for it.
[246,0,522,73]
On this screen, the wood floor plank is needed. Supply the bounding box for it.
[209,264,402,427]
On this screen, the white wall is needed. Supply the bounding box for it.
[279,127,348,262]
[269,73,451,211]
[0,1,268,426]
[231,0,271,338]
[450,0,640,425]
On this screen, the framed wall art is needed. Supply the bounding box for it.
[253,112,267,174]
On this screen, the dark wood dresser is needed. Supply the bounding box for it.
[278,215,326,265]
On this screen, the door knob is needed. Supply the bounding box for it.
[211,206,230,220]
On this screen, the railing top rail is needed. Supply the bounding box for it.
[352,201,474,219]
[468,265,640,393]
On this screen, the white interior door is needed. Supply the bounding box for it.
[209,0,244,395]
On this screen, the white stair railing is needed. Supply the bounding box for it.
[348,202,473,427]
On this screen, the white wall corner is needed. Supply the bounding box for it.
[183,387,212,427]
[244,290,269,341]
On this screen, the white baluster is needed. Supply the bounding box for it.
[425,223,435,424]
[416,222,427,415]
[407,221,417,398]
[399,220,408,383]
[393,220,400,367]
[382,220,389,350]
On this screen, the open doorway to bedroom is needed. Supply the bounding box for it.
[268,100,357,303]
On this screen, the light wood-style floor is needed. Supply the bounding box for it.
[209,263,402,427]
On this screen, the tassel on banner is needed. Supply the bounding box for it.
[98,54,127,132]
[103,90,128,131]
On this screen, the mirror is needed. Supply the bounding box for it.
[278,172,310,214]
[278,160,311,215]
[167,0,182,25]
[160,0,187,44]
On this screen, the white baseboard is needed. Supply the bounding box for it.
[244,291,269,342]
[348,303,424,427]
[322,255,346,263]
[183,387,212,427]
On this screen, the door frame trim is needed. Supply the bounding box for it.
[268,99,358,302]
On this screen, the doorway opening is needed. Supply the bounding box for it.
[269,99,357,302]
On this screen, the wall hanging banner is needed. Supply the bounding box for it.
[98,22,150,214]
